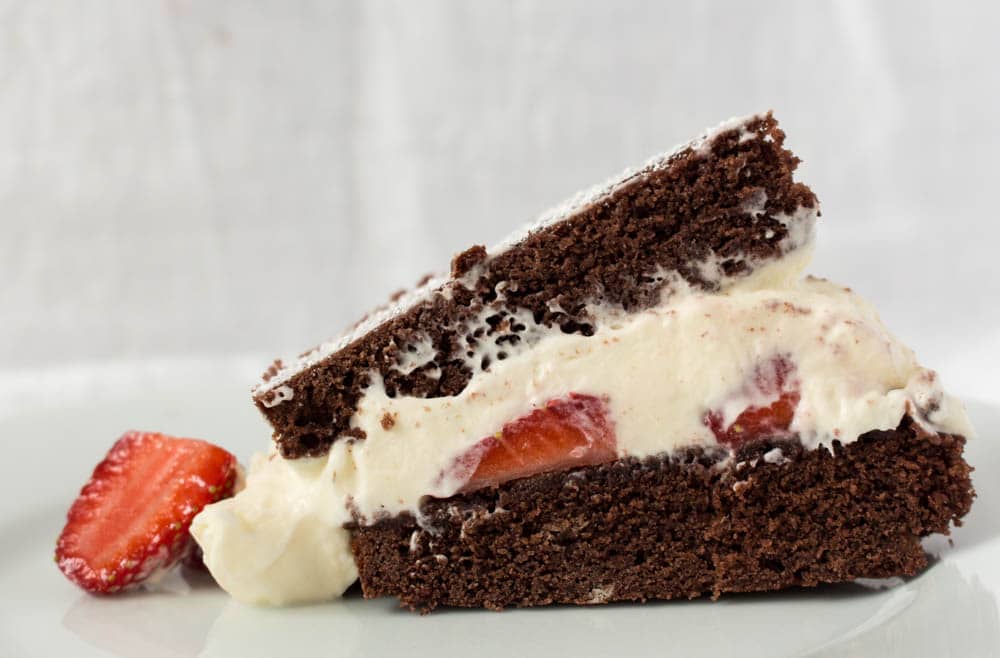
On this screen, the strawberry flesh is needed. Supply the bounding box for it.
[56,431,238,594]
[704,355,801,448]
[705,391,800,448]
[453,393,616,492]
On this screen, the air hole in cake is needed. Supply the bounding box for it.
[559,320,595,336]
[297,433,320,451]
[760,559,787,573]
[495,334,520,347]
[293,403,333,428]
[559,320,578,334]
[721,259,747,276]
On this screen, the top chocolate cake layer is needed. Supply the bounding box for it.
[254,112,818,458]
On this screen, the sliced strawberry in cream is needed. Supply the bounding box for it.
[450,393,616,492]
[704,355,801,448]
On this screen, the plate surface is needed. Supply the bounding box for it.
[1,358,998,658]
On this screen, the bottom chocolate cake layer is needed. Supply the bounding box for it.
[350,419,973,612]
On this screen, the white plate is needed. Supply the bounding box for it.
[2,358,998,658]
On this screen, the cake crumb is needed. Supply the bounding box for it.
[380,412,397,430]
[408,530,421,553]
[586,586,615,604]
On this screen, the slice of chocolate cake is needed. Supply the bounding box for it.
[191,112,974,611]
[253,112,817,459]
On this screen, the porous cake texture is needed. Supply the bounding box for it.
[352,421,972,612]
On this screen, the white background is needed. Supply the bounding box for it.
[2,0,998,407]
[2,4,1000,656]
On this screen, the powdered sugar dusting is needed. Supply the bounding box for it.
[255,275,448,395]
[254,113,771,399]
[489,113,768,256]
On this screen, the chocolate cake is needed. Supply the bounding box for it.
[190,112,975,611]
[254,112,815,458]
[351,424,971,611]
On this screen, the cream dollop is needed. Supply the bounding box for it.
[190,449,357,605]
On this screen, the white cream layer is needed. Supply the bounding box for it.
[192,249,972,605]
[191,451,357,605]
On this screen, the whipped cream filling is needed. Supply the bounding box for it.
[192,451,357,605]
[192,242,972,605]
[340,255,971,521]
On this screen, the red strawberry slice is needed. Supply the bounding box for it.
[704,356,801,448]
[704,391,800,448]
[451,393,616,492]
[55,431,238,594]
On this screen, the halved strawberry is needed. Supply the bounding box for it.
[55,431,238,594]
[451,393,616,492]
[704,355,800,448]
